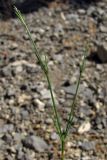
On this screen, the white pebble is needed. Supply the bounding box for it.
[78,121,91,134]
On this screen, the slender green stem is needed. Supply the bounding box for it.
[46,74,62,137]
[61,138,65,160]
[64,48,87,138]
[14,6,62,138]
[14,6,47,74]
[64,70,82,137]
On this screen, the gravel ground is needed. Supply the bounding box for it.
[0,0,107,160]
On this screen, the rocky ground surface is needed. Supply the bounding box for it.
[0,0,107,160]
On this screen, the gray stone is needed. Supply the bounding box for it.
[17,150,31,160]
[63,85,77,95]
[50,132,59,141]
[79,141,96,151]
[45,98,59,108]
[82,88,93,100]
[53,54,63,64]
[54,23,64,35]
[20,110,29,119]
[9,42,18,50]
[13,132,22,142]
[45,118,53,125]
[96,42,107,62]
[104,96,107,105]
[0,124,14,133]
[2,133,12,144]
[14,65,23,74]
[97,124,103,129]
[96,64,104,71]
[87,6,95,15]
[33,27,45,35]
[22,135,48,152]
[97,8,104,15]
[40,89,55,100]
[63,84,85,95]
[81,156,91,160]
[77,9,86,15]
[99,25,107,33]
[66,13,79,21]
[0,67,11,77]
[5,88,15,98]
[79,108,91,118]
[0,140,4,149]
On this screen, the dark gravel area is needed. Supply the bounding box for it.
[0,0,107,159]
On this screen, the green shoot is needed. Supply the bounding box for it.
[14,7,87,160]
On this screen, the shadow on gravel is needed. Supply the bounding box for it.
[15,0,52,14]
[15,0,100,14]
[0,0,99,20]
[87,52,102,64]
[68,0,99,8]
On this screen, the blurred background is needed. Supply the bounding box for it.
[0,0,98,20]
